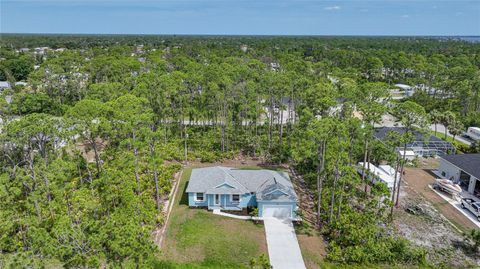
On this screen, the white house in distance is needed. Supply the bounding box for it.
[0,81,11,92]
[394,83,414,97]
[357,162,398,192]
[438,154,480,197]
[397,150,416,161]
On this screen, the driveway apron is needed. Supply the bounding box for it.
[263,218,306,269]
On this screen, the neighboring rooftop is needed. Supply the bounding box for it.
[441,154,480,179]
[374,127,456,155]
[0,81,11,88]
[357,162,397,189]
[394,84,412,90]
[186,166,296,202]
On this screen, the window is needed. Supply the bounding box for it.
[231,194,240,203]
[441,171,446,177]
[195,193,204,202]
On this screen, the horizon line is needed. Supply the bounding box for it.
[1,32,479,38]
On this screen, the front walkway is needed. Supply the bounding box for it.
[264,218,306,269]
[212,209,252,220]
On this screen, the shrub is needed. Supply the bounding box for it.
[453,141,472,153]
[464,229,480,252]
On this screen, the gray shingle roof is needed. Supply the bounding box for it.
[186,166,248,194]
[186,166,297,202]
[441,154,480,179]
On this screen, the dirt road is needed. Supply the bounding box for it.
[403,167,477,231]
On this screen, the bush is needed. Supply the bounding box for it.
[249,207,259,217]
[453,141,472,153]
[464,229,480,252]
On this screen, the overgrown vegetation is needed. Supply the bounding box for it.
[1,35,478,268]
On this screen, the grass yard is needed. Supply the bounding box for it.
[295,224,327,269]
[159,167,268,269]
[157,165,438,269]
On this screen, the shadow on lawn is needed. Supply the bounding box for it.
[179,180,189,206]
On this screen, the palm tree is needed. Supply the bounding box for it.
[470,140,480,153]
[440,111,455,140]
[449,119,464,142]
[430,109,442,136]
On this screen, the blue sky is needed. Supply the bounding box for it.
[1,0,479,35]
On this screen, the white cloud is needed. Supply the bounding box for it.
[324,5,341,11]
[401,14,410,18]
[455,12,464,16]
[359,9,369,12]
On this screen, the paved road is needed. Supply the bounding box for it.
[430,124,472,146]
[263,218,306,269]
[375,113,473,146]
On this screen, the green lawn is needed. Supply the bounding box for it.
[159,167,268,269]
[157,166,440,269]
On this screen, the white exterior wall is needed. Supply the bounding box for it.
[438,159,461,181]
[439,158,479,195]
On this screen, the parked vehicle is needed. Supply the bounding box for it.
[466,127,480,141]
[461,198,480,221]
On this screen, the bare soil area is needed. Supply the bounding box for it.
[393,162,479,268]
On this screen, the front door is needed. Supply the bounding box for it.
[214,194,220,205]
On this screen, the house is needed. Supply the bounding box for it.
[374,127,456,156]
[357,162,398,192]
[17,48,30,53]
[395,84,414,97]
[14,81,28,87]
[397,150,416,161]
[240,44,248,53]
[0,81,11,92]
[438,154,480,197]
[186,166,298,219]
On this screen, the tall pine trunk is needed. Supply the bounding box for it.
[316,140,326,228]
[396,143,408,206]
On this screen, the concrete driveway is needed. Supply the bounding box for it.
[263,218,306,269]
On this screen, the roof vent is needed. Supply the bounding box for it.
[273,177,277,184]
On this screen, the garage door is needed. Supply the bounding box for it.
[263,205,292,219]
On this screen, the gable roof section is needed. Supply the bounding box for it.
[215,182,235,189]
[185,166,297,202]
[185,166,248,194]
[441,154,480,179]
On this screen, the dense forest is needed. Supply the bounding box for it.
[0,35,479,268]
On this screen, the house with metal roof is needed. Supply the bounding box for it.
[186,166,298,219]
[357,162,398,191]
[438,154,480,198]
